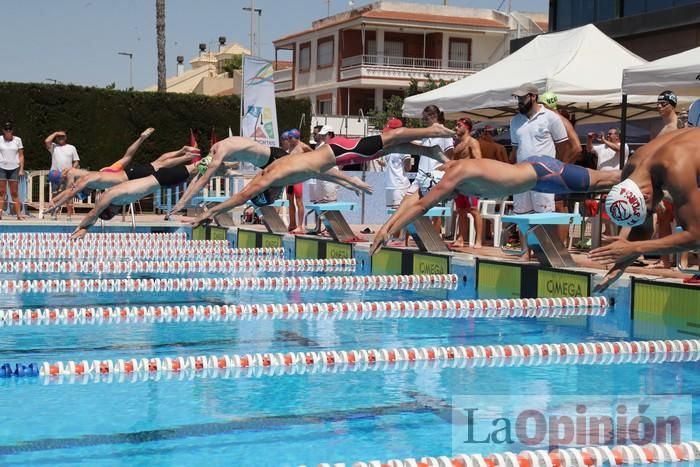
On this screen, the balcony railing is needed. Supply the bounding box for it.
[340,54,486,71]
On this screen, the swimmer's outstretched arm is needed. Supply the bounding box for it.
[47,172,102,214]
[70,191,119,239]
[316,167,372,195]
[370,173,458,255]
[190,164,295,227]
[167,157,222,217]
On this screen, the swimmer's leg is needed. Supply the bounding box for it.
[113,128,155,169]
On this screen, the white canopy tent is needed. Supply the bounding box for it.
[622,46,700,100]
[403,24,652,123]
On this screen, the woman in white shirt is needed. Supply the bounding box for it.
[0,123,25,219]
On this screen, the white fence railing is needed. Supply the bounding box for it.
[340,54,486,71]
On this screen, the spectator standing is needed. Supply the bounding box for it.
[286,128,309,232]
[309,125,339,203]
[45,130,80,219]
[0,122,25,220]
[650,90,679,268]
[509,83,569,250]
[406,105,454,235]
[452,118,482,248]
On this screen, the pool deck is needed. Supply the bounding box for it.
[2,213,697,285]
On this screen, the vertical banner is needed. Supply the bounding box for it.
[241,56,279,147]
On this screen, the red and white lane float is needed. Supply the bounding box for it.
[0,257,355,275]
[0,273,457,295]
[322,441,700,467]
[0,296,607,326]
[0,246,284,260]
[0,237,230,249]
[35,338,700,379]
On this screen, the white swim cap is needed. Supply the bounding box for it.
[605,179,647,227]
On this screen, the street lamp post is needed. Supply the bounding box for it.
[117,52,134,89]
[45,78,59,84]
[242,4,262,56]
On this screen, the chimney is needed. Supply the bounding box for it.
[198,43,206,56]
[176,56,185,76]
[218,36,226,52]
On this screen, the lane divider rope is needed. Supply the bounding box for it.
[323,441,700,467]
[0,258,355,275]
[0,273,457,294]
[25,341,700,384]
[0,296,607,326]
[0,239,230,248]
[0,246,284,260]
[6,337,695,379]
[0,232,187,240]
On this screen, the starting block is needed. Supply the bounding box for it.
[245,199,289,234]
[388,206,452,252]
[191,195,289,233]
[501,212,582,267]
[306,202,358,242]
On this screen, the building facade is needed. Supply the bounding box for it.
[273,2,546,119]
[144,40,293,96]
[545,0,700,59]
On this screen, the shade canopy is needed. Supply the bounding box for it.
[403,24,651,123]
[622,46,700,100]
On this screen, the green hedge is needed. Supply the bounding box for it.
[0,82,310,170]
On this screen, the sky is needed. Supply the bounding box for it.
[1,0,547,90]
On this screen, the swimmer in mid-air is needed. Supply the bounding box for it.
[188,124,455,227]
[47,129,201,213]
[70,150,203,239]
[166,136,375,218]
[369,156,621,255]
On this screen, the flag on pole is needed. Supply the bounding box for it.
[241,56,279,146]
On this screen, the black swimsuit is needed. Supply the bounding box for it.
[152,165,190,187]
[260,146,287,170]
[125,163,156,181]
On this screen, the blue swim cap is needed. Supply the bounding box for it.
[288,129,301,139]
[280,131,290,141]
[48,170,62,185]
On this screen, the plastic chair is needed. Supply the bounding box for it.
[479,199,509,248]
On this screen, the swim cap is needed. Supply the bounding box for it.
[48,170,62,185]
[280,131,290,141]
[688,99,700,127]
[197,155,212,176]
[98,206,117,221]
[288,129,301,139]
[538,91,558,109]
[657,90,677,107]
[605,179,647,227]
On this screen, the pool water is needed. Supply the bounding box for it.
[0,266,698,466]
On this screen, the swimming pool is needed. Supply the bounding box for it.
[0,233,698,466]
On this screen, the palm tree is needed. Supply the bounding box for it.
[156,0,166,92]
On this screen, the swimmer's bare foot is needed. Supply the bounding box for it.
[141,127,155,139]
[349,176,372,195]
[474,242,482,249]
[292,228,305,234]
[431,122,455,138]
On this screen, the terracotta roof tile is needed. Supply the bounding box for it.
[274,8,508,44]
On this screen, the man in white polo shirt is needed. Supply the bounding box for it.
[509,83,569,216]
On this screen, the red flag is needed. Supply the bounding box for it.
[210,127,219,146]
[189,129,198,148]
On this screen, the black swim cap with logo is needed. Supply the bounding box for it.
[658,90,678,107]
